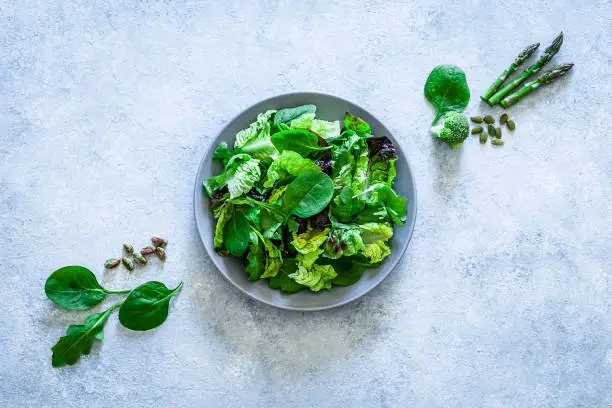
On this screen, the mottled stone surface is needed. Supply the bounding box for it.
[1,1,611,407]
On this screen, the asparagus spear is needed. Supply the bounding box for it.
[499,63,574,108]
[488,32,564,105]
[481,42,540,102]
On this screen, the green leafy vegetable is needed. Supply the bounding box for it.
[51,301,122,367]
[246,232,266,280]
[223,211,250,256]
[282,171,334,218]
[291,226,330,254]
[213,202,234,254]
[204,106,410,293]
[318,258,368,286]
[268,259,306,293]
[344,112,372,135]
[289,112,341,138]
[274,105,316,126]
[424,64,471,125]
[271,129,332,157]
[264,150,321,189]
[289,262,336,292]
[118,281,183,331]
[203,154,261,199]
[234,110,277,161]
[45,266,129,310]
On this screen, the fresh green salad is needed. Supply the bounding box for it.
[203,105,409,293]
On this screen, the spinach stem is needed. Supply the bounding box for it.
[105,289,131,295]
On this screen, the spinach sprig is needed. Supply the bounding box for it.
[46,265,182,367]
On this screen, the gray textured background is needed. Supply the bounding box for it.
[1,1,611,407]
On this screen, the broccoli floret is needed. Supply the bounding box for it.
[430,111,469,148]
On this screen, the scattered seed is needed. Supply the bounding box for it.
[104,258,121,269]
[487,124,496,136]
[133,252,147,265]
[140,245,156,255]
[471,126,483,134]
[483,115,495,124]
[470,116,483,123]
[506,119,516,131]
[123,243,134,255]
[479,134,488,144]
[155,247,166,261]
[495,127,502,138]
[491,139,504,146]
[122,257,135,271]
[499,113,508,125]
[151,236,168,248]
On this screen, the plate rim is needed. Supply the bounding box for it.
[193,91,418,311]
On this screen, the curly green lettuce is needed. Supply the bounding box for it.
[234,110,277,161]
[289,113,341,139]
[264,151,321,189]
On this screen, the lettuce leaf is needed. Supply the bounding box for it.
[289,262,337,292]
[344,112,372,136]
[245,231,265,280]
[291,226,330,254]
[203,154,261,199]
[234,110,277,161]
[290,113,341,139]
[363,240,391,263]
[323,226,365,259]
[264,151,321,189]
[357,184,408,226]
[213,202,234,255]
[359,222,393,244]
[251,230,283,279]
[367,136,397,188]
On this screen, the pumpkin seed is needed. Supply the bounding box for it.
[495,127,502,138]
[471,126,483,134]
[491,139,504,146]
[487,124,496,136]
[506,119,516,131]
[483,115,495,124]
[499,113,508,125]
[470,116,483,123]
[479,134,487,144]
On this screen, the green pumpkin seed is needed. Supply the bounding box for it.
[479,134,487,144]
[487,124,496,136]
[471,126,483,134]
[491,139,504,146]
[495,127,502,138]
[499,113,508,125]
[483,115,495,124]
[470,116,483,123]
[506,119,516,131]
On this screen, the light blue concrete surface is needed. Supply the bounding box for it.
[1,1,611,407]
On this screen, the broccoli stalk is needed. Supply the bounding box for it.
[430,111,469,148]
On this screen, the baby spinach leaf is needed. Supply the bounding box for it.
[424,64,470,125]
[282,171,334,218]
[268,259,306,293]
[51,301,122,367]
[118,281,183,331]
[223,211,250,256]
[323,259,367,286]
[344,112,372,135]
[274,104,316,126]
[271,129,331,158]
[45,266,129,310]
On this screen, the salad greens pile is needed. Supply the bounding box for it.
[203,105,408,293]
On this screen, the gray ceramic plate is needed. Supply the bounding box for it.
[194,92,417,311]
